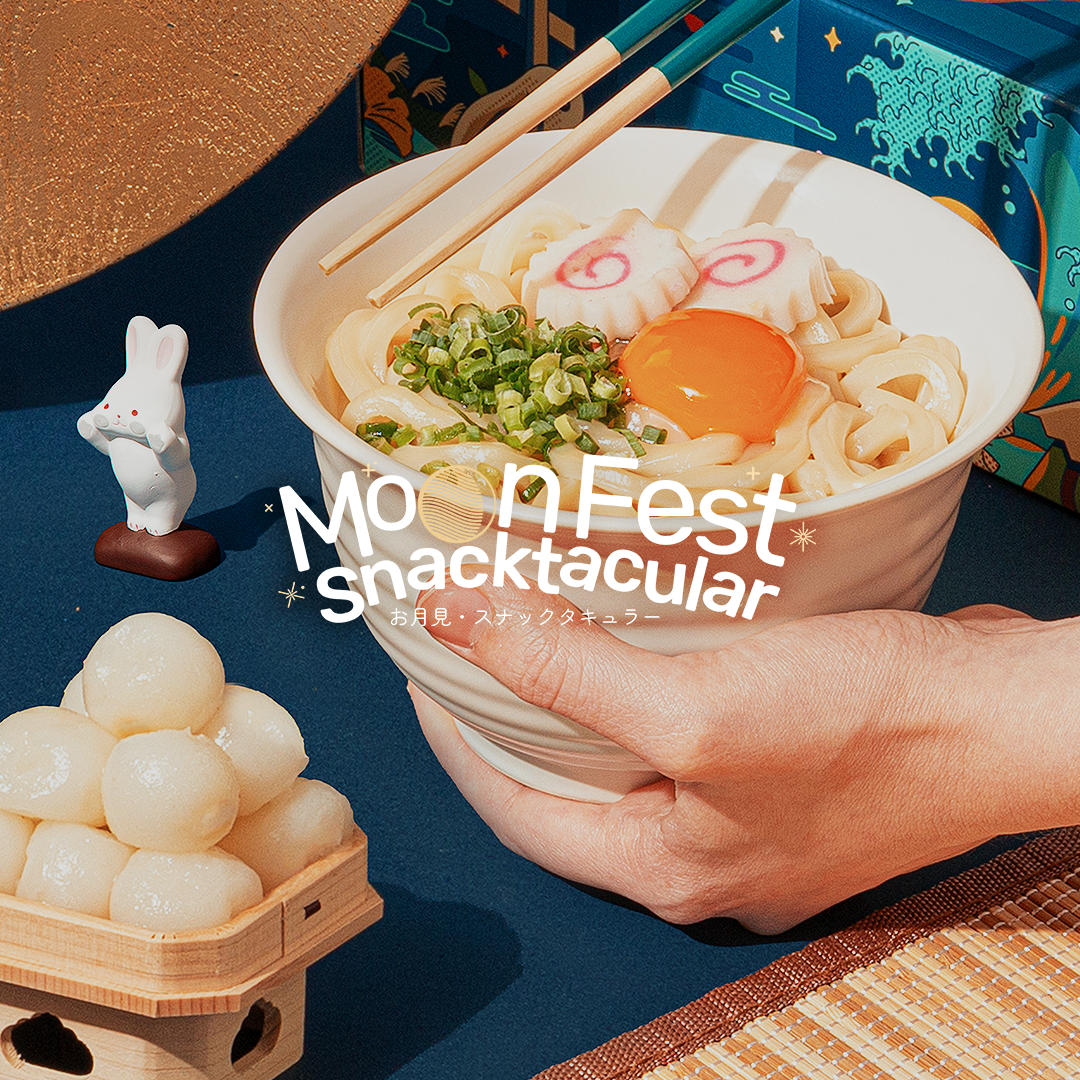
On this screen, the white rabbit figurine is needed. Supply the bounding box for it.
[78,316,196,536]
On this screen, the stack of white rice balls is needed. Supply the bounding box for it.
[0,613,355,931]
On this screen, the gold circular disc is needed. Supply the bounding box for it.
[1,0,408,308]
[417,466,497,545]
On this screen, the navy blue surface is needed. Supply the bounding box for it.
[4,72,1080,1080]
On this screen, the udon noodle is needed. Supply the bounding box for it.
[325,201,965,514]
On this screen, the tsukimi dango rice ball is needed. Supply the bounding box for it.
[81,613,225,737]
[60,671,87,715]
[17,821,134,919]
[220,777,354,891]
[110,848,263,931]
[0,809,34,894]
[103,729,240,852]
[204,685,309,816]
[0,707,116,825]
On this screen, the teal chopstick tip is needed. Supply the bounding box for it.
[606,0,709,58]
[654,0,791,87]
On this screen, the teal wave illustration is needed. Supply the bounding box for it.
[1043,151,1080,316]
[847,32,1048,178]
[1059,246,1080,288]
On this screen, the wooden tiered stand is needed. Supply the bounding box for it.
[0,827,382,1080]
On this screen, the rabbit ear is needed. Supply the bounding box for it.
[125,315,160,372]
[152,324,189,382]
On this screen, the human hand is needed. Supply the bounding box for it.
[413,583,1080,934]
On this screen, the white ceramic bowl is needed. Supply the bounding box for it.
[256,128,1044,802]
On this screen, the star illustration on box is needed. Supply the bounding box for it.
[77,316,221,581]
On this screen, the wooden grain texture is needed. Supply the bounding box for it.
[0,826,383,1017]
[0,972,306,1080]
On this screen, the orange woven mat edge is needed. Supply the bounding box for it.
[532,827,1080,1080]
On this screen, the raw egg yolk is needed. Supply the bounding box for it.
[618,308,806,442]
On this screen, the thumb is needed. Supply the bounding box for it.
[415,580,717,773]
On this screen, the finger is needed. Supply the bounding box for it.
[415,581,736,772]
[409,683,677,893]
[944,603,1037,629]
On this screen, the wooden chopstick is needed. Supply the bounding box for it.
[319,0,709,275]
[366,0,789,308]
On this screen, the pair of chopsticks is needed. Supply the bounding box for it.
[321,0,789,307]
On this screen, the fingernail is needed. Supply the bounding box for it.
[416,585,491,650]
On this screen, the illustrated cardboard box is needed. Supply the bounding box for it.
[356,0,1080,509]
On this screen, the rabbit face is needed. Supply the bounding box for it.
[92,398,150,440]
[88,317,188,439]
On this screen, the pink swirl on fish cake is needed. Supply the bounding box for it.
[554,237,632,291]
[700,238,785,288]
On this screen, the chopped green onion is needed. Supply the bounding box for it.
[641,425,667,445]
[543,369,572,406]
[618,428,646,458]
[450,302,483,323]
[420,460,451,474]
[408,302,447,320]
[576,431,600,455]
[389,302,641,470]
[576,401,608,421]
[359,420,398,441]
[391,424,418,448]
[496,387,524,410]
[500,405,524,433]
[554,414,579,442]
[477,462,502,490]
[434,422,467,444]
[519,476,546,502]
[528,353,558,381]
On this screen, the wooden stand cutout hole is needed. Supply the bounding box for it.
[2,1013,94,1075]
[231,999,282,1071]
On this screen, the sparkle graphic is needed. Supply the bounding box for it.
[264,503,273,512]
[279,582,305,607]
[361,463,377,478]
[790,523,816,551]
[825,26,841,51]
[745,465,761,482]
[770,26,784,42]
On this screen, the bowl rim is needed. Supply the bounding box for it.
[255,128,1046,534]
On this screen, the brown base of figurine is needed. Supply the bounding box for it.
[94,523,221,581]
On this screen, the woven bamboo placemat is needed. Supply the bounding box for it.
[534,827,1080,1080]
